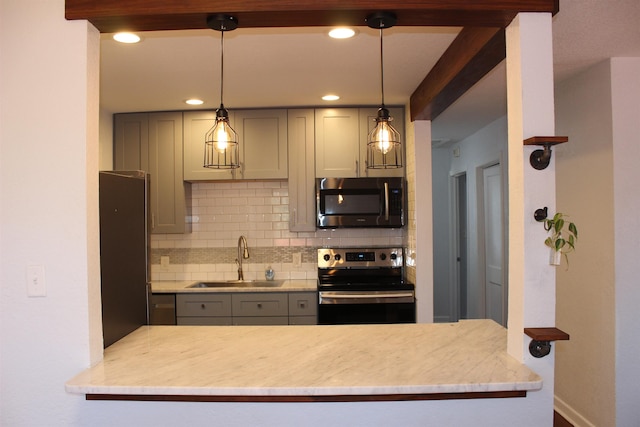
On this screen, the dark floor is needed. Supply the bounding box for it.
[554,411,574,427]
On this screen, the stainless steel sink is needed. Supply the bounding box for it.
[187,280,284,289]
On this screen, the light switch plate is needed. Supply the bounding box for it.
[26,265,46,297]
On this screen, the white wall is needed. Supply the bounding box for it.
[0,0,103,425]
[610,57,640,427]
[0,2,549,425]
[555,58,640,426]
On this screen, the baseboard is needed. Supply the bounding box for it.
[555,395,596,427]
[433,315,451,323]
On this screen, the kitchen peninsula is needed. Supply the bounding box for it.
[66,320,541,402]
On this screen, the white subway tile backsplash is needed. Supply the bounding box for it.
[150,180,403,280]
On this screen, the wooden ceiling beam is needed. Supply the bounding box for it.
[410,27,506,121]
[65,0,560,32]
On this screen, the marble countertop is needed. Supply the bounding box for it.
[151,279,317,293]
[66,320,542,401]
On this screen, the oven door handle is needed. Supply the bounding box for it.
[319,291,415,304]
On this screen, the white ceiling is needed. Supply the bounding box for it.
[100,26,461,111]
[100,0,640,145]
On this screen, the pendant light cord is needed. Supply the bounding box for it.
[220,29,225,107]
[379,27,385,108]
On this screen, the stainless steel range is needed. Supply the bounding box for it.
[317,247,416,324]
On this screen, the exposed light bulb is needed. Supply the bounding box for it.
[372,121,393,154]
[212,120,232,153]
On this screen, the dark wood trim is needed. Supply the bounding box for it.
[523,136,569,146]
[86,390,527,402]
[410,27,505,121]
[65,0,560,32]
[524,327,570,341]
[554,410,575,427]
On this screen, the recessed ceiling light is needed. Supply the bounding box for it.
[328,28,356,39]
[113,32,141,43]
[185,99,204,106]
[322,94,340,101]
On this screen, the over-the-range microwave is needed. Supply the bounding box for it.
[316,177,405,228]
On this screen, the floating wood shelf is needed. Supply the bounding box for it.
[524,327,570,358]
[523,136,568,146]
[524,327,570,342]
[524,136,569,170]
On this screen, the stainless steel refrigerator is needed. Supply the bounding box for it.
[99,171,150,348]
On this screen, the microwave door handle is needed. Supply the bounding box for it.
[384,182,389,221]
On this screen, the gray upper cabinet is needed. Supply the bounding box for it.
[358,107,405,178]
[287,109,316,232]
[314,108,360,178]
[183,110,235,181]
[113,113,149,171]
[235,109,288,180]
[114,112,190,234]
[315,107,405,178]
[183,109,288,181]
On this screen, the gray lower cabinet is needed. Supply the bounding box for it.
[288,292,317,325]
[232,293,288,325]
[175,291,317,325]
[150,293,176,325]
[176,293,232,325]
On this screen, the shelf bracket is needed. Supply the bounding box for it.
[524,327,570,358]
[523,136,568,170]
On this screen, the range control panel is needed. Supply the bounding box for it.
[317,248,403,269]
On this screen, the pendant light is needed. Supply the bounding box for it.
[204,14,239,169]
[365,12,402,169]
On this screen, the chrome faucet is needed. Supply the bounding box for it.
[236,235,249,281]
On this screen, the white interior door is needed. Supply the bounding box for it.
[482,163,506,326]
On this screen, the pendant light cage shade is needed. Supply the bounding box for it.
[204,107,239,169]
[367,107,403,169]
[203,14,239,169]
[366,12,402,169]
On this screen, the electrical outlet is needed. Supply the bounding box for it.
[293,252,302,268]
[26,265,46,297]
[160,256,170,270]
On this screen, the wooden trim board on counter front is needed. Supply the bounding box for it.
[86,390,527,403]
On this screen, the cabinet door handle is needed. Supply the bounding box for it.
[299,302,306,308]
[355,160,359,177]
